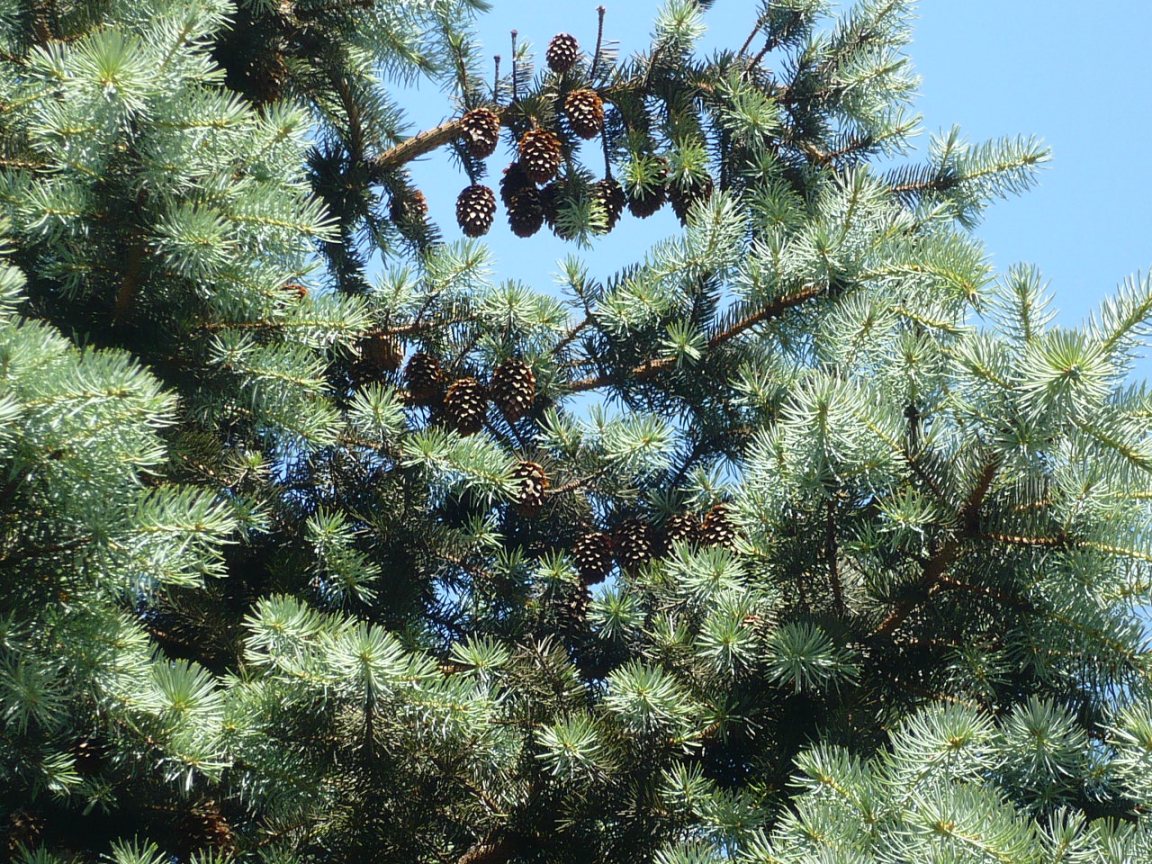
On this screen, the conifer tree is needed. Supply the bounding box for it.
[2,1,1151,863]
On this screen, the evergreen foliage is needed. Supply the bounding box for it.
[0,1,1150,863]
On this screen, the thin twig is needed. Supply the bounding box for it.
[737,18,763,57]
[590,6,607,80]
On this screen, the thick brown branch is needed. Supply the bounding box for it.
[566,284,823,392]
[871,454,1001,637]
[372,118,466,175]
[457,837,518,864]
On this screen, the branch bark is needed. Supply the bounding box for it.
[457,837,517,864]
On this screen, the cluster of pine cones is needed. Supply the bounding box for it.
[352,334,537,435]
[434,33,715,241]
[569,504,739,585]
[402,351,538,436]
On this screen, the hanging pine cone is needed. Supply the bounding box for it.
[546,32,580,74]
[564,88,604,139]
[71,736,108,777]
[358,332,403,374]
[668,174,715,224]
[460,107,502,159]
[592,178,626,233]
[443,377,488,436]
[512,460,548,515]
[389,188,428,227]
[539,181,562,231]
[613,519,656,574]
[664,512,703,551]
[627,158,669,219]
[7,809,45,857]
[701,503,738,549]
[628,184,666,219]
[491,358,537,422]
[558,585,590,634]
[571,531,614,585]
[500,162,533,207]
[507,188,545,238]
[404,352,445,406]
[456,184,497,237]
[518,128,563,184]
[183,801,236,855]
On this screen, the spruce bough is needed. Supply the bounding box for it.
[1,1,1150,863]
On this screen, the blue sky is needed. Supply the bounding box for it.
[401,1,1152,379]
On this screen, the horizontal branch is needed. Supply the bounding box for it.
[566,283,824,393]
[372,118,467,175]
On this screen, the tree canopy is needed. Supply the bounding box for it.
[1,1,1151,863]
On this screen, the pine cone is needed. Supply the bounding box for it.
[389,188,428,227]
[558,584,591,634]
[564,88,604,139]
[592,178,626,233]
[282,281,308,300]
[184,801,236,855]
[546,33,580,74]
[460,107,501,159]
[71,736,107,777]
[613,518,656,574]
[664,512,703,551]
[7,809,45,857]
[358,332,403,374]
[701,503,738,549]
[512,460,548,515]
[668,174,714,224]
[500,162,533,208]
[491,358,537,422]
[571,531,614,585]
[518,129,563,184]
[627,158,669,219]
[443,377,488,436]
[506,188,544,238]
[456,184,497,237]
[539,181,562,230]
[404,352,445,406]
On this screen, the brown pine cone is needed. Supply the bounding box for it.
[664,512,703,551]
[668,173,715,225]
[518,128,563,184]
[512,460,548,515]
[592,178,626,233]
[506,188,545,238]
[613,518,656,574]
[456,184,497,237]
[564,88,605,139]
[460,107,501,159]
[404,352,445,406]
[358,332,403,374]
[443,377,488,436]
[701,503,739,549]
[491,358,537,422]
[571,531,614,585]
[546,33,580,74]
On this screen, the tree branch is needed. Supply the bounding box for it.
[565,284,824,392]
[372,118,467,176]
[457,837,518,864]
[871,453,1001,637]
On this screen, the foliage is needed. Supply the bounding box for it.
[0,1,1149,863]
